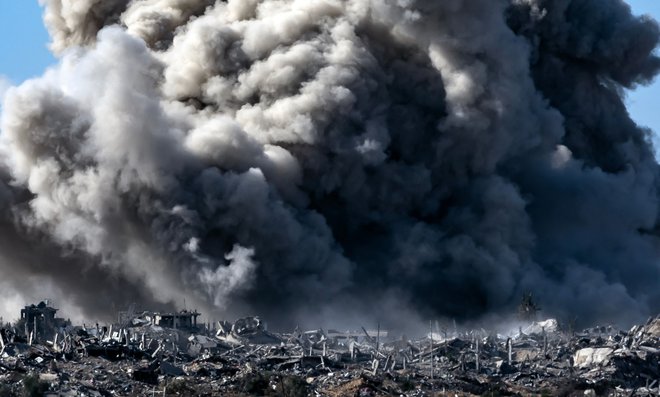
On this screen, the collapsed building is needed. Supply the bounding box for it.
[153,311,201,330]
[0,302,659,396]
[118,309,201,331]
[14,301,69,343]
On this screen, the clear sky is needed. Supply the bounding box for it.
[0,1,659,138]
[0,2,54,84]
[625,0,660,138]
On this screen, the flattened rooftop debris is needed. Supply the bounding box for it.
[574,347,615,368]
[153,310,200,330]
[118,309,202,330]
[216,316,282,345]
[1,308,660,396]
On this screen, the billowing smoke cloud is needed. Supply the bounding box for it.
[1,0,659,328]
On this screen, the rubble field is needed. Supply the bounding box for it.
[1,308,659,396]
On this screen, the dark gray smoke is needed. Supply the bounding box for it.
[0,0,659,328]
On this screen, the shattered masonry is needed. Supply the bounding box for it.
[1,303,659,396]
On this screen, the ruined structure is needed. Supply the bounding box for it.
[118,309,201,331]
[1,304,659,396]
[152,310,200,330]
[0,1,659,394]
[15,301,69,342]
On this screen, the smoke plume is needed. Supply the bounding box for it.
[0,0,659,328]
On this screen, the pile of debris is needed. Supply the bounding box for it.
[1,304,659,396]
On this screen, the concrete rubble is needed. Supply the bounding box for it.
[0,303,659,396]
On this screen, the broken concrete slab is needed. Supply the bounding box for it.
[2,305,660,396]
[574,347,614,368]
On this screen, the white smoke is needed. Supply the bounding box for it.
[198,244,258,307]
[0,0,657,328]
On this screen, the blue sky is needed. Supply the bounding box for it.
[0,1,659,137]
[0,2,54,84]
[625,0,660,137]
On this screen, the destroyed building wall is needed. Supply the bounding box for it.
[153,310,200,330]
[16,301,69,342]
[2,310,660,396]
[118,308,203,332]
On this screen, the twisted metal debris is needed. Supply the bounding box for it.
[1,303,659,396]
